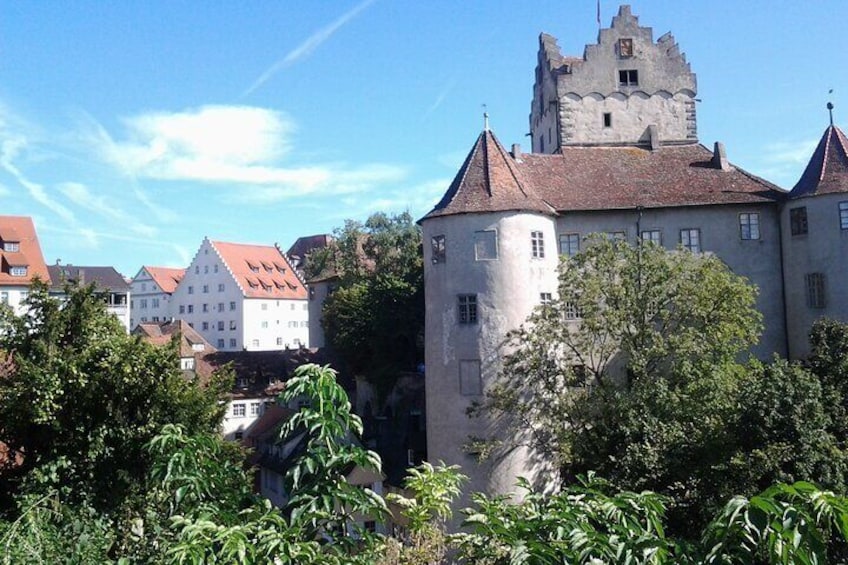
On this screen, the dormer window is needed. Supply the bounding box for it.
[3,241,19,252]
[619,69,638,87]
[9,266,27,277]
[619,38,634,58]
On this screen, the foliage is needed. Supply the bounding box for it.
[0,281,228,513]
[307,212,424,393]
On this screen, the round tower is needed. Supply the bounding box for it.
[421,127,559,500]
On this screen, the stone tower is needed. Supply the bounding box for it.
[420,128,559,500]
[530,5,697,152]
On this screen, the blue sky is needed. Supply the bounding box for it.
[0,1,845,276]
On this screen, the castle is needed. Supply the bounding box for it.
[420,6,848,498]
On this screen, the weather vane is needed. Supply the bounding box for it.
[828,89,835,127]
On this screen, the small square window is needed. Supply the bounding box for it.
[619,38,634,57]
[839,202,848,230]
[740,213,760,240]
[564,301,582,320]
[202,322,209,330]
[603,112,612,128]
[474,230,498,261]
[458,294,478,324]
[619,69,638,86]
[790,207,808,236]
[217,321,224,331]
[680,229,701,252]
[229,301,236,311]
[230,320,237,330]
[431,235,446,263]
[187,305,194,313]
[540,293,553,305]
[559,233,580,257]
[218,283,225,292]
[202,303,208,312]
[218,302,224,312]
[641,230,662,245]
[229,338,237,348]
[179,305,185,314]
[217,338,225,348]
[232,403,246,417]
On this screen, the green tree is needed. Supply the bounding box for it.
[307,212,424,394]
[0,281,229,513]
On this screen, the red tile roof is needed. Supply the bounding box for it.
[134,319,218,383]
[144,266,185,294]
[0,216,50,287]
[211,240,307,300]
[423,131,556,220]
[788,125,848,199]
[423,131,784,220]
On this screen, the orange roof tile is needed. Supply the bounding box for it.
[144,266,186,294]
[211,240,306,300]
[0,216,50,287]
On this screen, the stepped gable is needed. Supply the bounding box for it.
[788,125,848,199]
[144,266,185,293]
[211,240,306,300]
[519,144,784,211]
[422,129,555,220]
[0,216,50,286]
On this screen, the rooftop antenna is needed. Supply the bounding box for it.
[482,104,489,131]
[828,89,834,127]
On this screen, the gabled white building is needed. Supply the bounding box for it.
[130,266,185,329]
[0,216,50,315]
[170,238,308,351]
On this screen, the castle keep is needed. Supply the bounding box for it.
[421,5,848,498]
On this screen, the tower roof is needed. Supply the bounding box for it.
[422,130,555,220]
[788,125,848,199]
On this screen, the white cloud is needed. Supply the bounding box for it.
[324,177,449,220]
[58,181,157,237]
[93,104,406,201]
[243,0,377,97]
[0,183,9,197]
[762,139,819,165]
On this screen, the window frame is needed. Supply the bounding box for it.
[680,228,701,253]
[559,233,580,257]
[805,272,826,309]
[618,69,638,86]
[431,234,446,264]
[840,202,848,230]
[641,229,662,245]
[790,207,808,236]
[473,230,498,261]
[531,230,545,259]
[458,294,478,325]
[739,212,761,240]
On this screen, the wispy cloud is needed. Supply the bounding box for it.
[242,0,377,97]
[0,183,9,197]
[754,138,819,188]
[423,78,457,119]
[90,104,406,202]
[325,177,449,220]
[58,182,157,237]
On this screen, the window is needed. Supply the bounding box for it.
[202,285,209,294]
[531,231,545,258]
[229,301,236,311]
[229,338,237,347]
[564,301,582,320]
[252,339,259,347]
[230,320,237,330]
[202,322,209,330]
[474,230,498,260]
[140,299,148,309]
[180,357,196,371]
[790,207,808,235]
[619,37,634,57]
[217,321,224,331]
[234,431,243,441]
[187,305,194,313]
[9,266,26,277]
[179,305,185,314]
[217,338,225,348]
[194,266,199,274]
[458,294,478,324]
[459,359,482,396]
[1,291,8,304]
[619,69,638,86]
[261,321,269,328]
[152,298,160,308]
[214,264,219,273]
[250,402,261,416]
[603,112,612,128]
[606,231,626,241]
[739,213,760,240]
[840,202,848,229]
[232,403,246,418]
[204,265,209,274]
[141,282,147,291]
[680,229,701,252]
[431,235,446,263]
[261,303,268,311]
[806,273,826,309]
[276,337,283,346]
[188,286,194,294]
[218,283,225,292]
[641,230,662,245]
[3,241,19,252]
[540,293,553,305]
[202,303,208,312]
[218,302,224,312]
[559,233,580,256]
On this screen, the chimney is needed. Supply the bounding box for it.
[712,142,730,171]
[78,268,85,285]
[647,125,660,151]
[511,143,522,160]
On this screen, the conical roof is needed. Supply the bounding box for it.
[422,130,555,220]
[788,125,848,198]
